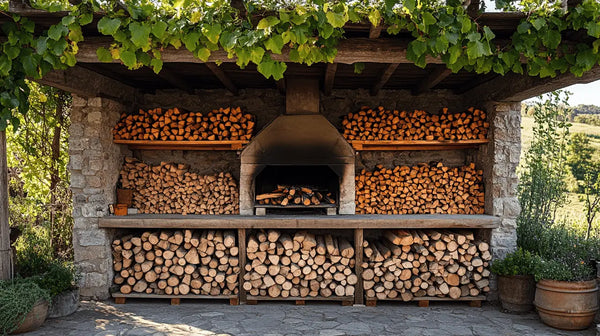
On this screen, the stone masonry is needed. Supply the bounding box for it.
[69,95,130,299]
[68,89,520,299]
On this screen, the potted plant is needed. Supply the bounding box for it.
[0,279,51,334]
[32,262,79,318]
[534,258,598,330]
[490,248,539,313]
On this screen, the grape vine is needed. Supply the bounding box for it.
[0,0,599,131]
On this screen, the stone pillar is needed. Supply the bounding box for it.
[481,102,521,260]
[69,95,130,299]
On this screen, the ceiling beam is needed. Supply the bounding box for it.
[413,66,453,95]
[464,65,600,103]
[276,79,286,95]
[76,37,445,65]
[155,65,192,93]
[323,63,337,96]
[205,63,238,95]
[36,65,139,105]
[371,63,399,96]
[369,24,383,39]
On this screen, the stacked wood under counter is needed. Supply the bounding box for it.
[102,215,498,305]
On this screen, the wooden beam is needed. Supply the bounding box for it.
[370,63,399,96]
[276,79,286,95]
[413,66,453,95]
[36,66,139,105]
[205,63,238,95]
[369,24,383,39]
[76,37,444,65]
[155,65,191,93]
[323,63,337,96]
[0,131,10,280]
[464,65,600,102]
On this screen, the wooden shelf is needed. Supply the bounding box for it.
[99,214,500,229]
[246,295,354,305]
[113,139,249,150]
[112,293,239,305]
[365,295,485,307]
[348,139,489,151]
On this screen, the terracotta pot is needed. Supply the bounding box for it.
[498,274,536,313]
[534,279,598,330]
[10,299,48,334]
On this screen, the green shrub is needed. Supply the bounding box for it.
[30,261,78,297]
[13,225,53,278]
[533,257,595,282]
[0,279,51,335]
[490,248,540,276]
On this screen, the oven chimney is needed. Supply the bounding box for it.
[285,78,320,115]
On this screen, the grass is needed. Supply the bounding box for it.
[521,115,600,231]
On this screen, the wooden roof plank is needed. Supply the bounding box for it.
[413,66,453,95]
[370,63,400,95]
[205,63,239,95]
[323,63,337,96]
[155,65,192,93]
[369,24,384,39]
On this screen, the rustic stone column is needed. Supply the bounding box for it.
[69,95,130,299]
[480,102,521,260]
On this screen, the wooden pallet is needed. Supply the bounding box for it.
[113,139,249,150]
[112,293,239,305]
[365,295,485,307]
[245,295,354,306]
[348,139,489,151]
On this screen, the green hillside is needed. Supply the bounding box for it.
[521,115,600,230]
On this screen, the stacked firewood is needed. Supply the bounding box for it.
[363,230,491,300]
[243,230,356,298]
[255,186,336,206]
[342,106,488,141]
[112,230,240,296]
[119,157,239,215]
[112,107,255,141]
[355,162,484,215]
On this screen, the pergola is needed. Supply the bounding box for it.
[1,0,600,285]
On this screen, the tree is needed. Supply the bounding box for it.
[566,133,594,182]
[581,169,600,239]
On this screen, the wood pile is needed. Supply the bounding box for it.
[342,106,488,141]
[119,157,239,215]
[112,230,240,296]
[355,162,484,215]
[243,230,356,298]
[363,230,491,301]
[113,107,255,141]
[256,186,336,206]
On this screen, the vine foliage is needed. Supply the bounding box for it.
[1,0,600,131]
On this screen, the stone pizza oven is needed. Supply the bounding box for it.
[239,78,355,215]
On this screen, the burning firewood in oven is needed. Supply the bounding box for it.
[256,185,336,206]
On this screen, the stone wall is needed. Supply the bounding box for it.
[69,95,130,299]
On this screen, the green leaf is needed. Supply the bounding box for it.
[152,21,168,39]
[408,40,427,58]
[79,13,94,26]
[220,31,238,50]
[120,50,137,68]
[403,0,416,12]
[265,35,284,54]
[483,26,495,41]
[257,16,280,30]
[354,62,365,74]
[0,56,12,76]
[96,47,113,62]
[195,47,211,62]
[129,22,151,48]
[250,47,265,64]
[422,12,436,26]
[150,58,163,73]
[68,25,84,42]
[319,24,334,39]
[326,11,348,28]
[5,45,20,60]
[531,18,546,31]
[517,21,530,34]
[576,48,597,70]
[368,9,381,27]
[35,38,48,55]
[541,29,561,49]
[257,60,287,80]
[585,21,600,38]
[48,24,68,41]
[203,24,222,44]
[448,44,462,63]
[461,17,472,33]
[182,31,201,52]
[62,51,77,67]
[467,40,487,59]
[97,17,121,35]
